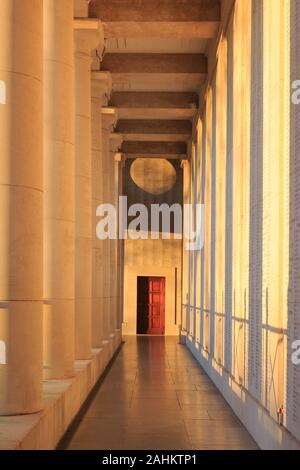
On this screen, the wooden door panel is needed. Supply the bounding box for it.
[148,277,165,335]
[151,281,161,292]
[136,276,165,335]
[152,293,161,304]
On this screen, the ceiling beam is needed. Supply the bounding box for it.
[110,92,199,109]
[117,120,191,142]
[125,153,187,160]
[122,141,187,158]
[90,0,221,22]
[122,135,190,142]
[89,0,221,38]
[101,53,207,74]
[102,55,207,92]
[110,93,198,119]
[116,120,192,134]
[102,23,219,39]
[117,108,196,120]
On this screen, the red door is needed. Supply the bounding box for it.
[137,277,165,335]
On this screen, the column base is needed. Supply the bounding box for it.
[179,328,187,345]
[0,328,122,450]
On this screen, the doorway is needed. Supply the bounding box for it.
[136,277,165,335]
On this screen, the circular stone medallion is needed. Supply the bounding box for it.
[130,158,177,195]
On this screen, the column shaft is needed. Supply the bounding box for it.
[109,138,123,336]
[101,109,118,340]
[43,0,75,379]
[74,20,103,359]
[115,155,125,330]
[0,0,43,414]
[91,73,112,348]
[101,125,111,341]
[109,157,117,335]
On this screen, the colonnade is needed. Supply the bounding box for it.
[0,0,122,415]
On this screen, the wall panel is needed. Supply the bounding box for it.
[182,0,298,449]
[287,0,300,441]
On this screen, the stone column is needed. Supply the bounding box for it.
[44,0,75,380]
[115,153,125,331]
[101,108,118,341]
[74,19,104,359]
[91,72,113,348]
[0,0,43,414]
[109,134,123,336]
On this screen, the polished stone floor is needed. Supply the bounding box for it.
[63,336,258,450]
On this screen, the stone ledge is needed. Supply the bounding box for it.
[0,330,122,450]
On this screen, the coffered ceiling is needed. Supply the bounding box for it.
[89,0,222,159]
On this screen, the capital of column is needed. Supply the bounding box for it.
[115,152,124,162]
[74,0,90,18]
[91,71,113,106]
[110,133,124,154]
[102,107,118,133]
[74,18,104,55]
[180,159,189,169]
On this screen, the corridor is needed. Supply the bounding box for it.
[1,0,300,452]
[62,337,257,450]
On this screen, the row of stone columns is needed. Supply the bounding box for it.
[0,0,122,415]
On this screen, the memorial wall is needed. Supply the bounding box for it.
[182,0,300,449]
